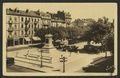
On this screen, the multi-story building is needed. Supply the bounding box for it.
[6,8,72,47]
[51,11,71,27]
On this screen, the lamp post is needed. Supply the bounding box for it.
[40,49,43,67]
[60,55,67,73]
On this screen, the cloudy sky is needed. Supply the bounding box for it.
[3,3,117,22]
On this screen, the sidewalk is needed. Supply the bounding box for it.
[7,43,42,52]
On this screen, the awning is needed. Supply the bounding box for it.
[32,37,41,41]
[24,37,31,41]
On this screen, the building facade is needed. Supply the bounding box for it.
[6,8,72,47]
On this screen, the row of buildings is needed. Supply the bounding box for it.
[6,8,72,47]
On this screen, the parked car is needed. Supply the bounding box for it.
[67,45,78,52]
[82,56,114,72]
[7,57,14,66]
[83,45,101,53]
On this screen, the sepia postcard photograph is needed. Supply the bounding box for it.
[2,3,118,76]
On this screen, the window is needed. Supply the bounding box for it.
[29,25,30,28]
[9,17,12,20]
[15,32,17,36]
[29,17,30,21]
[32,31,34,35]
[25,17,27,20]
[21,31,24,35]
[21,24,23,28]
[29,31,31,35]
[38,24,39,28]
[15,25,17,29]
[14,17,17,21]
[21,17,23,21]
[31,31,33,35]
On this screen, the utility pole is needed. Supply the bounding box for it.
[60,55,67,73]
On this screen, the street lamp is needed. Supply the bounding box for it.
[40,49,43,67]
[60,55,68,73]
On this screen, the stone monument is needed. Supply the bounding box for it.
[14,33,64,72]
[42,34,54,49]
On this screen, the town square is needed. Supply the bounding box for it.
[3,3,117,76]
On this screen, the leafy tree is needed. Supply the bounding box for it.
[82,17,114,56]
[82,17,113,46]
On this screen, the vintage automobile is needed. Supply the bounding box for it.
[83,45,101,53]
[82,56,114,72]
[66,45,78,52]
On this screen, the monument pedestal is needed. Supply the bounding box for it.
[14,34,63,72]
[40,34,61,69]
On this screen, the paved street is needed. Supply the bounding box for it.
[7,42,111,73]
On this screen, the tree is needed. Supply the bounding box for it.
[82,17,113,46]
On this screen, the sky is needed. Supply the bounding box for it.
[3,3,117,22]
